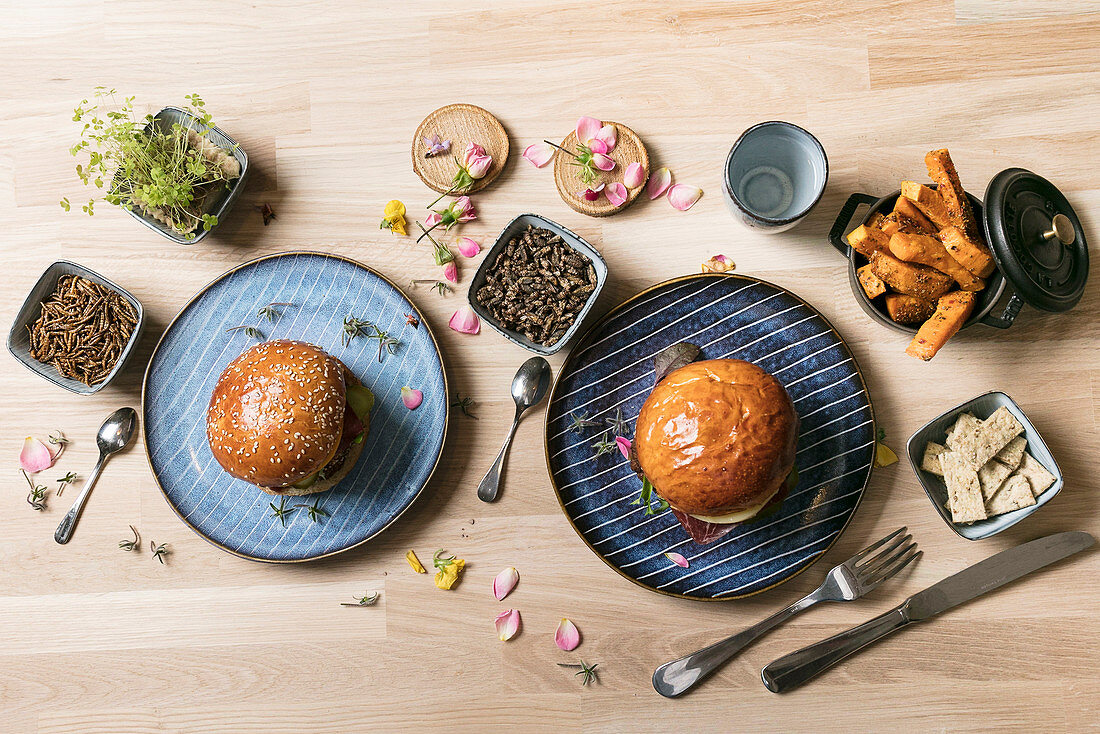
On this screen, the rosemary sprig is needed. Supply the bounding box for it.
[269,496,296,527]
[23,470,48,511]
[257,302,293,322]
[48,430,70,460]
[340,591,380,607]
[342,316,400,362]
[451,393,477,419]
[591,432,618,457]
[119,524,140,551]
[433,549,456,570]
[56,471,78,497]
[569,411,599,434]
[150,541,170,564]
[296,498,329,523]
[226,325,263,339]
[410,279,452,296]
[558,661,600,686]
[605,408,630,438]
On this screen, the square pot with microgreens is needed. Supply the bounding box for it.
[62,89,248,244]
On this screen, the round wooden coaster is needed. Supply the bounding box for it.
[412,103,509,195]
[553,121,649,217]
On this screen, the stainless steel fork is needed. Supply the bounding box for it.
[652,527,921,698]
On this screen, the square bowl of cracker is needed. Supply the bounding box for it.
[905,391,1063,540]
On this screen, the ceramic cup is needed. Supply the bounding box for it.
[723,121,828,233]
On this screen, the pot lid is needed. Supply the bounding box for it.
[982,168,1088,312]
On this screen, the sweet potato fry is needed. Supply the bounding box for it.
[869,250,955,301]
[906,291,977,361]
[866,211,886,229]
[846,225,889,257]
[939,225,996,278]
[925,149,981,242]
[901,181,953,229]
[885,294,936,324]
[888,233,985,291]
[893,197,935,233]
[880,212,901,236]
[857,264,887,299]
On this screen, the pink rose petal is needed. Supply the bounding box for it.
[591,153,615,172]
[555,618,580,651]
[605,182,627,207]
[19,437,53,473]
[647,167,672,199]
[615,436,632,460]
[576,116,601,145]
[624,162,646,189]
[457,237,481,258]
[595,124,617,151]
[668,184,703,211]
[442,260,458,283]
[425,212,442,228]
[495,609,521,641]
[400,386,423,410]
[664,552,689,568]
[522,142,554,168]
[578,183,605,202]
[448,305,481,335]
[492,567,520,601]
[587,139,609,155]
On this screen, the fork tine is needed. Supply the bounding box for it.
[855,532,912,574]
[849,527,906,565]
[864,545,922,588]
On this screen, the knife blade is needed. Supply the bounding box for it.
[761,531,1095,693]
[905,530,1094,620]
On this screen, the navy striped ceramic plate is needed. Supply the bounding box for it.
[142,252,448,562]
[545,274,874,599]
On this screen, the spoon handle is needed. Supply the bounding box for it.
[478,409,521,503]
[54,453,107,545]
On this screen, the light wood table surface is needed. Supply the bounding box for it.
[2,2,1098,732]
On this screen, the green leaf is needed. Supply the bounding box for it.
[59,198,70,212]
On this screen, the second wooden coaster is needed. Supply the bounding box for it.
[411,103,509,195]
[553,121,649,217]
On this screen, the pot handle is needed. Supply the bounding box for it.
[829,193,880,256]
[979,291,1024,329]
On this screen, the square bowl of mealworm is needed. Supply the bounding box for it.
[7,260,144,394]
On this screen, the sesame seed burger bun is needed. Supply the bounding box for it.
[206,340,364,494]
[634,359,798,518]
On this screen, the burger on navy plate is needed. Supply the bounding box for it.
[206,339,374,495]
[633,356,799,544]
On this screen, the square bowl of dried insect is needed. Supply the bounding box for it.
[7,260,144,394]
[470,213,607,355]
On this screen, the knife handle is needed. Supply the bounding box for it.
[761,606,910,693]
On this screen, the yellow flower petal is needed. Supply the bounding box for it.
[390,215,407,236]
[406,549,426,574]
[384,199,406,218]
[874,442,898,468]
[434,558,465,590]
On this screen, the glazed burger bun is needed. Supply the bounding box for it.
[634,359,798,519]
[207,340,358,493]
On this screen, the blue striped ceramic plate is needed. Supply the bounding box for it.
[142,252,448,562]
[545,274,874,599]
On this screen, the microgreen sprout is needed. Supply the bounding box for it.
[269,496,296,527]
[341,591,380,607]
[119,525,140,551]
[557,661,600,686]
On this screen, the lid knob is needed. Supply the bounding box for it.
[1041,213,1075,245]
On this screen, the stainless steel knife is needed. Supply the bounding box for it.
[760,531,1095,693]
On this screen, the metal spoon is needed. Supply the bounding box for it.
[477,357,552,502]
[54,407,138,544]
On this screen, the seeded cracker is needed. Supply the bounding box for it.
[993,435,1027,469]
[945,413,981,451]
[977,459,1014,501]
[1015,452,1056,497]
[985,475,1036,515]
[971,406,1025,469]
[921,441,947,475]
[940,451,986,524]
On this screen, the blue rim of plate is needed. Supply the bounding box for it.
[544,273,875,600]
[141,252,448,563]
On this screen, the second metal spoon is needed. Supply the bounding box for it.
[55,407,138,544]
[477,357,552,502]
